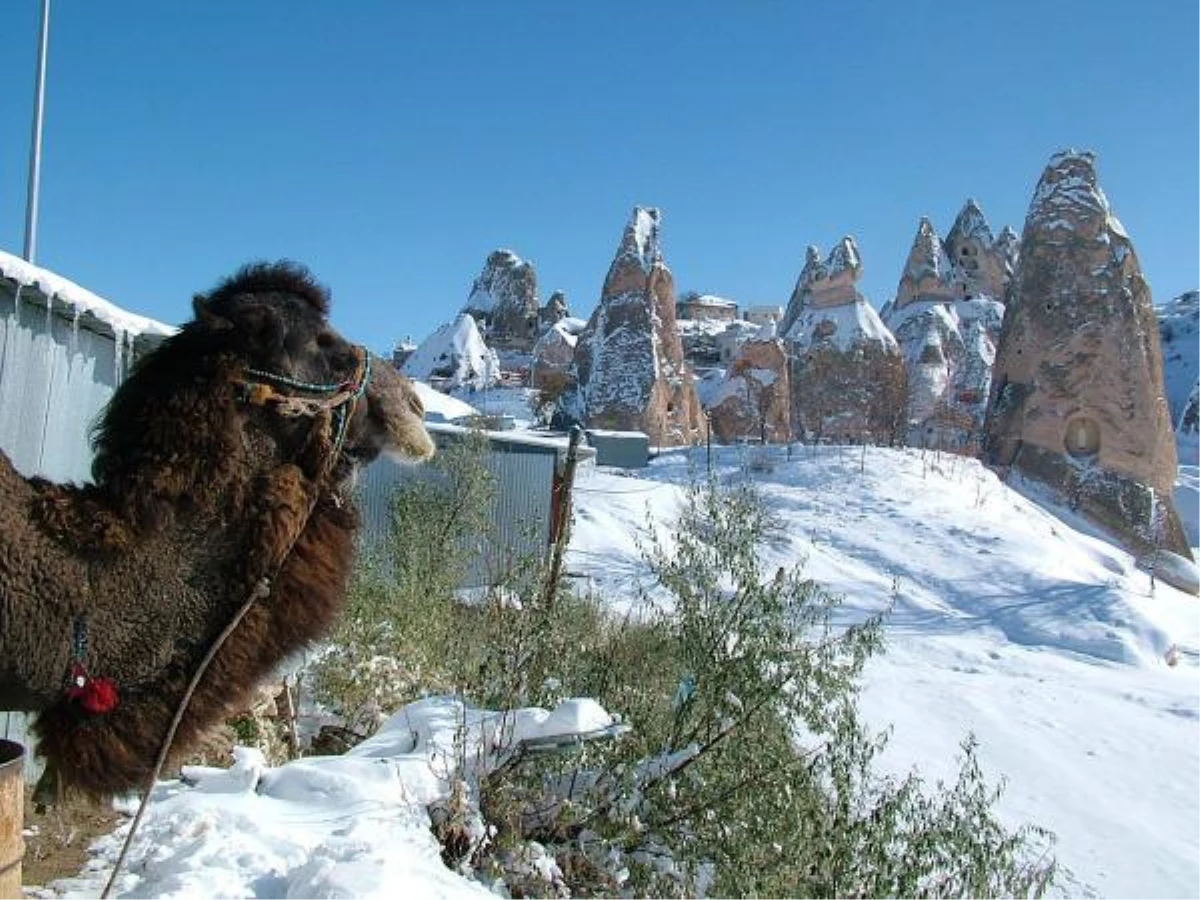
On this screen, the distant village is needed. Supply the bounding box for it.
[396,150,1197,569]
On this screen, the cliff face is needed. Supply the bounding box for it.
[560,207,707,446]
[984,150,1190,559]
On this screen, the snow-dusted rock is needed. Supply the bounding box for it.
[884,297,1005,449]
[883,203,1014,449]
[984,150,1190,559]
[944,199,1018,302]
[892,218,963,310]
[539,290,570,330]
[783,238,907,444]
[1157,292,1199,429]
[531,317,584,387]
[559,207,707,446]
[462,249,541,350]
[707,337,791,443]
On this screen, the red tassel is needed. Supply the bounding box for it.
[80,677,119,714]
[66,662,120,715]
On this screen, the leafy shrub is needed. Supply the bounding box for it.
[313,447,1058,897]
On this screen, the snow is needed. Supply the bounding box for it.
[400,314,501,391]
[26,445,1200,899]
[784,297,898,354]
[410,380,479,423]
[50,698,617,900]
[629,208,661,273]
[572,446,1198,898]
[0,249,175,340]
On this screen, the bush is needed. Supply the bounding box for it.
[313,450,1057,897]
[309,429,497,735]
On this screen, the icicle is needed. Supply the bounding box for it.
[69,306,81,360]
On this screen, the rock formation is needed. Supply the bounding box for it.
[531,316,584,390]
[885,298,1003,450]
[559,207,707,446]
[462,249,541,350]
[983,150,1190,560]
[1177,384,1198,464]
[883,204,1015,449]
[783,238,907,444]
[892,218,963,309]
[1156,291,1199,429]
[707,337,791,444]
[540,290,570,329]
[780,241,871,336]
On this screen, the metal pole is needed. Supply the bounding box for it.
[24,0,52,263]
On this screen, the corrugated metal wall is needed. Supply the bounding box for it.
[357,428,563,588]
[0,279,165,769]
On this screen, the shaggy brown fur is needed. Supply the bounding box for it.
[0,261,434,798]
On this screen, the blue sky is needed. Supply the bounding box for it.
[1,1,1196,355]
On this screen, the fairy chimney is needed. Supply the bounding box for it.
[944,199,1017,302]
[783,238,907,444]
[462,249,541,350]
[984,150,1190,560]
[559,207,707,446]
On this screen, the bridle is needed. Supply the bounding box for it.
[234,344,372,458]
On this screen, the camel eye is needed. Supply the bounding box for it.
[316,332,336,349]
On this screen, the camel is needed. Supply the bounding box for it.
[0,261,435,799]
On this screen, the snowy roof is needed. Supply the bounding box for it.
[0,248,175,339]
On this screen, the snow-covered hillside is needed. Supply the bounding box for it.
[569,445,1198,899]
[34,446,1198,899]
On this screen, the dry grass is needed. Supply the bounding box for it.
[20,792,124,893]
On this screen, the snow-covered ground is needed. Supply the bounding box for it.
[27,444,1200,899]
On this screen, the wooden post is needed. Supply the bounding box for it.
[543,426,583,610]
[0,740,24,899]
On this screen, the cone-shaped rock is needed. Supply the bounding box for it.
[462,249,541,349]
[894,218,962,309]
[944,199,1017,301]
[984,150,1190,560]
[884,211,1006,450]
[784,237,907,444]
[560,207,707,445]
[540,290,570,329]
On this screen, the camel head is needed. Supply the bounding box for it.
[193,261,435,479]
